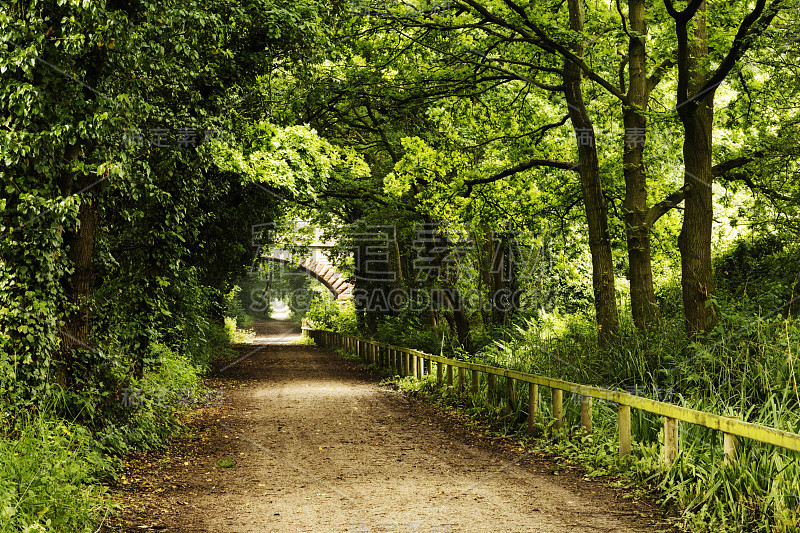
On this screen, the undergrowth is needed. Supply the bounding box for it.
[334,309,800,531]
[0,314,238,531]
[0,412,118,532]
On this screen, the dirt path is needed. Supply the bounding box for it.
[115,319,673,532]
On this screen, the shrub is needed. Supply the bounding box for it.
[224,285,254,329]
[96,344,204,455]
[305,296,356,333]
[0,413,117,532]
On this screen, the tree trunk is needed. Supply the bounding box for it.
[442,289,471,349]
[479,229,494,328]
[676,2,715,334]
[565,0,619,343]
[490,230,506,326]
[623,0,659,330]
[678,107,714,333]
[58,197,98,388]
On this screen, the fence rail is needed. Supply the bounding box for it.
[304,328,800,462]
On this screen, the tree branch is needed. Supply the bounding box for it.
[685,0,782,108]
[646,57,675,94]
[457,0,628,103]
[712,152,794,202]
[644,186,688,227]
[711,152,765,177]
[463,158,577,196]
[716,172,794,202]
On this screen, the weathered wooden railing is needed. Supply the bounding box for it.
[305,328,800,463]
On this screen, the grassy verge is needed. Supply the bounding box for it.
[0,413,118,532]
[333,307,800,532]
[0,318,241,532]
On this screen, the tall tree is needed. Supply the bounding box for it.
[664,0,783,333]
[564,0,620,340]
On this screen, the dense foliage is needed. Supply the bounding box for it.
[2,0,800,530]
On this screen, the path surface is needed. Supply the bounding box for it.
[116,319,673,532]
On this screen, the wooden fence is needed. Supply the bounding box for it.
[305,328,800,463]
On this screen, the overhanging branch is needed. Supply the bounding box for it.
[463,158,577,196]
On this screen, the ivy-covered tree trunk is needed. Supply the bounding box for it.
[58,197,98,388]
[442,289,471,350]
[565,0,619,343]
[480,228,508,328]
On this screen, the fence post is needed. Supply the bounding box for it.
[724,432,738,465]
[528,383,539,434]
[581,396,593,434]
[411,354,418,378]
[471,369,480,397]
[487,373,495,405]
[618,404,631,457]
[436,360,443,383]
[458,366,465,392]
[446,364,453,387]
[552,389,563,431]
[664,417,678,463]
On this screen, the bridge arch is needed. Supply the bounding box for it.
[263,256,354,301]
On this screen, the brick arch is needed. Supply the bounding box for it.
[264,257,354,301]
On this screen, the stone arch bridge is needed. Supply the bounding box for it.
[263,247,354,302]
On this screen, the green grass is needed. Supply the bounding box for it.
[0,412,118,532]
[351,302,800,532]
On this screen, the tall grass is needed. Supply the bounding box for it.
[0,412,117,532]
[469,304,800,532]
[343,237,800,531]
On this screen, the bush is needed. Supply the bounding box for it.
[0,413,117,532]
[223,317,255,344]
[224,285,254,329]
[96,344,205,455]
[305,296,356,333]
[371,311,446,356]
[714,235,800,316]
